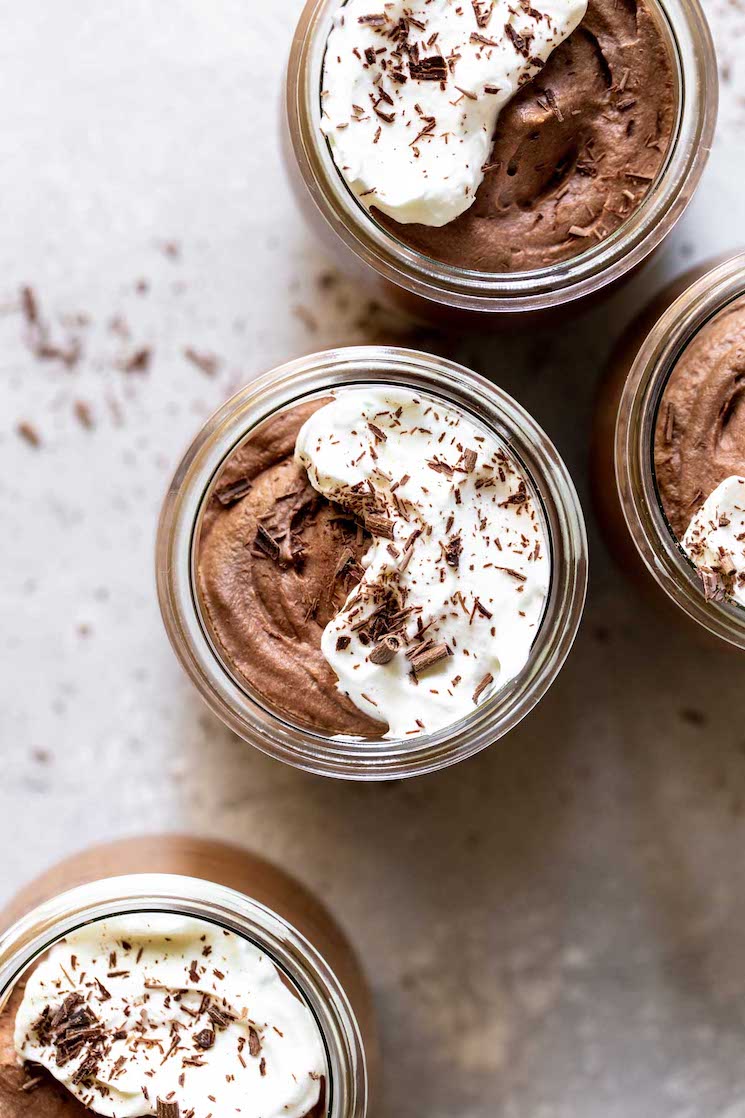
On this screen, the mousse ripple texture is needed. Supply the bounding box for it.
[13,915,325,1118]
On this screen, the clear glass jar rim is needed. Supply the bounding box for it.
[286,0,717,312]
[156,346,588,780]
[615,251,745,648]
[0,874,367,1118]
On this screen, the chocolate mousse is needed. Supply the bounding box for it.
[655,297,745,540]
[382,0,676,271]
[197,388,550,740]
[0,916,327,1118]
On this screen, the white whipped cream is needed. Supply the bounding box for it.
[15,914,325,1118]
[321,0,587,227]
[682,475,745,607]
[295,388,550,739]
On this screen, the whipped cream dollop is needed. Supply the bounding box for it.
[321,0,587,227]
[682,475,745,607]
[15,914,325,1118]
[295,388,550,739]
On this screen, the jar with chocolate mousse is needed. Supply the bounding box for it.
[593,252,745,650]
[156,347,587,780]
[0,838,371,1118]
[284,0,716,324]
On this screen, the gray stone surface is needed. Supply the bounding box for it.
[2,2,745,1115]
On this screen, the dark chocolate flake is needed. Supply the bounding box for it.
[216,478,252,506]
[473,673,494,703]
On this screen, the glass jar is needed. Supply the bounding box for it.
[156,346,588,780]
[592,252,745,650]
[0,838,370,1118]
[283,0,717,325]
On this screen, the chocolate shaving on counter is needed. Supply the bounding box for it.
[121,347,152,374]
[215,478,252,506]
[369,634,402,664]
[183,347,220,377]
[16,421,41,447]
[473,672,494,702]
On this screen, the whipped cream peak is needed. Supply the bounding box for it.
[682,475,745,607]
[321,0,587,227]
[295,387,550,739]
[14,914,325,1118]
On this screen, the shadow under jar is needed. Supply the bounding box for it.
[284,0,716,327]
[156,347,588,780]
[593,252,745,650]
[0,838,371,1118]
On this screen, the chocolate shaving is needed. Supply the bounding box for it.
[462,448,478,473]
[409,641,450,675]
[336,634,352,651]
[183,347,220,378]
[248,1027,262,1057]
[369,634,402,664]
[409,55,449,82]
[215,478,252,507]
[473,672,494,703]
[254,524,281,562]
[698,567,727,603]
[157,1102,180,1118]
[193,1029,215,1050]
[365,513,395,539]
[495,566,527,582]
[121,347,152,374]
[445,536,462,569]
[504,23,529,56]
[472,0,495,27]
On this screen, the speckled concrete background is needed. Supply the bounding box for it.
[2,2,745,1116]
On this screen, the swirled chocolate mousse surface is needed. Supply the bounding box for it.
[655,298,745,540]
[377,0,676,272]
[197,400,383,738]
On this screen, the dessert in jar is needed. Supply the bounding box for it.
[284,0,716,323]
[0,837,372,1118]
[156,347,588,779]
[592,252,745,649]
